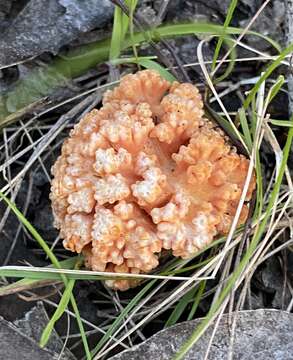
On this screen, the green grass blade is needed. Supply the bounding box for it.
[270,119,293,127]
[243,44,293,109]
[127,0,139,61]
[165,286,198,327]
[0,267,131,281]
[212,0,238,70]
[149,23,281,52]
[109,0,138,60]
[121,0,138,38]
[111,56,157,65]
[40,278,75,347]
[111,57,176,81]
[109,6,123,60]
[213,37,237,84]
[187,281,206,321]
[267,75,285,103]
[169,258,213,275]
[254,150,263,218]
[238,107,253,152]
[134,58,177,82]
[250,97,257,140]
[71,295,90,359]
[0,257,77,296]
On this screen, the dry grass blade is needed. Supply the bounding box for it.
[0,279,61,297]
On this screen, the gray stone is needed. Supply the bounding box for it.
[0,0,113,67]
[0,313,70,360]
[261,257,291,309]
[239,0,285,50]
[109,309,293,360]
[14,302,75,359]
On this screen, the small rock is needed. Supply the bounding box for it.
[0,307,73,360]
[109,309,293,360]
[14,302,75,359]
[0,0,113,67]
[261,257,291,309]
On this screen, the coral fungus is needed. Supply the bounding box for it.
[50,70,255,290]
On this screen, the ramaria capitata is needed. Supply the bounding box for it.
[50,70,255,290]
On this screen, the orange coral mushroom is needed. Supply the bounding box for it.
[50,70,255,290]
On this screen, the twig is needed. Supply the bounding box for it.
[155,0,170,26]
